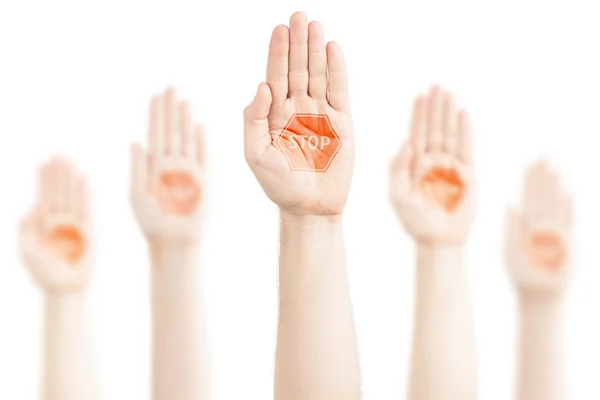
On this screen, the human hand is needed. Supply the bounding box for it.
[390,86,475,245]
[130,87,204,243]
[243,11,354,216]
[20,157,92,292]
[505,160,572,295]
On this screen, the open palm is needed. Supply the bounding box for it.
[390,86,475,245]
[20,157,92,292]
[505,160,572,294]
[130,87,205,242]
[244,12,354,216]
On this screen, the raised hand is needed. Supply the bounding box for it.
[506,160,572,294]
[390,86,475,244]
[243,11,354,216]
[20,157,92,292]
[130,87,204,242]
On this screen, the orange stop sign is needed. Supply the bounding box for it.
[276,114,342,172]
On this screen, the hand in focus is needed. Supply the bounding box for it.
[244,12,354,216]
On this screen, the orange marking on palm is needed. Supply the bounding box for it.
[43,225,85,265]
[276,114,342,172]
[154,170,200,215]
[527,232,565,271]
[419,167,466,212]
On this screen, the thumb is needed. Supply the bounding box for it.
[243,83,272,161]
[390,140,414,197]
[505,206,521,260]
[130,143,147,201]
[18,211,38,255]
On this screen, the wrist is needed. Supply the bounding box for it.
[417,243,463,257]
[519,289,564,308]
[280,211,343,229]
[45,290,86,302]
[44,291,86,318]
[416,244,465,279]
[518,291,565,346]
[149,240,198,271]
[149,239,197,252]
[148,233,200,247]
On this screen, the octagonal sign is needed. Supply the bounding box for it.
[275,113,342,172]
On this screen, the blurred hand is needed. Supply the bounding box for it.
[20,157,92,292]
[390,86,475,245]
[505,160,572,295]
[130,87,205,242]
[243,12,354,216]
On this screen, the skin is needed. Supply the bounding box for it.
[419,166,466,212]
[244,11,361,400]
[43,225,86,264]
[390,86,477,400]
[276,114,341,171]
[505,160,572,400]
[19,157,97,400]
[130,87,209,400]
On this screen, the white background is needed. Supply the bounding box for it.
[0,0,598,399]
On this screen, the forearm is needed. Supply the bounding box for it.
[408,245,476,400]
[43,292,97,400]
[517,293,565,400]
[275,213,361,400]
[150,241,209,400]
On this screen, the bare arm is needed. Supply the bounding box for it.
[150,242,208,399]
[275,214,360,399]
[43,292,97,400]
[130,87,209,400]
[390,86,477,400]
[20,157,97,400]
[506,160,572,400]
[243,11,359,400]
[517,293,565,400]
[408,246,476,400]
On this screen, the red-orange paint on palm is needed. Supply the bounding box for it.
[527,232,565,271]
[154,170,201,215]
[276,114,342,172]
[419,167,466,212]
[43,225,86,265]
